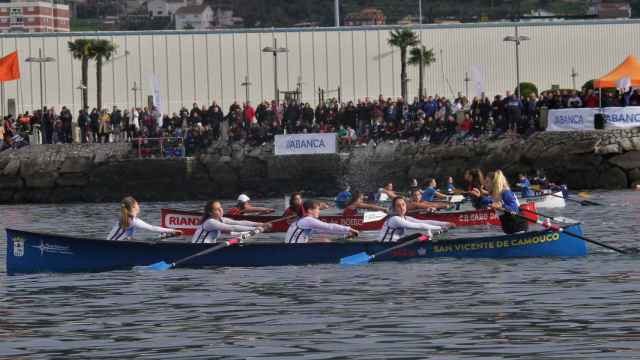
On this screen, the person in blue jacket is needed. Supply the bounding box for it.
[490,170,528,234]
[515,174,534,198]
[335,185,352,209]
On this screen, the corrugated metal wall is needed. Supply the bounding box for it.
[1,20,640,115]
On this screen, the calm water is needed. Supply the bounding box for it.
[1,191,640,359]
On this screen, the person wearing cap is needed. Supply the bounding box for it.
[227,194,275,216]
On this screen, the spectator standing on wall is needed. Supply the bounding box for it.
[59,106,73,143]
[567,91,582,108]
[111,106,122,142]
[504,91,522,134]
[99,109,112,143]
[78,109,88,143]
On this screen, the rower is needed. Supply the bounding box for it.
[107,196,181,241]
[227,194,275,216]
[378,182,399,202]
[285,200,359,243]
[379,196,453,242]
[464,168,492,209]
[515,174,534,198]
[489,170,528,234]
[407,189,450,211]
[283,192,330,217]
[335,185,352,209]
[192,200,269,244]
[421,178,449,202]
[409,178,420,193]
[342,191,388,216]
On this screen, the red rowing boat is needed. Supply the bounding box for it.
[160,203,537,235]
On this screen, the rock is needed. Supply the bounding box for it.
[596,143,621,155]
[59,156,94,174]
[0,176,24,189]
[619,138,635,152]
[56,174,90,187]
[597,166,628,189]
[628,168,640,183]
[608,151,640,170]
[2,159,20,176]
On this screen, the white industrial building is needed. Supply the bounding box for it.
[1,19,640,115]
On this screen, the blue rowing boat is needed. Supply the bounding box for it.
[5,225,588,274]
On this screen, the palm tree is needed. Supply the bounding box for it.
[408,45,436,99]
[67,39,94,110]
[388,28,419,100]
[90,39,118,110]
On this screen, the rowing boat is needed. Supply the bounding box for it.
[518,191,566,209]
[160,203,538,235]
[5,224,587,274]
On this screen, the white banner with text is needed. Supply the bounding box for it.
[546,108,597,132]
[602,107,640,129]
[274,133,337,156]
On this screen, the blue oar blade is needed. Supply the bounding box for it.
[340,252,372,266]
[136,261,174,271]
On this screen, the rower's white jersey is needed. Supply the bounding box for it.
[378,216,445,242]
[285,216,352,244]
[107,217,173,241]
[192,217,259,244]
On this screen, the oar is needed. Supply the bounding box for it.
[499,208,627,255]
[138,230,261,271]
[340,233,429,266]
[548,192,603,206]
[518,207,579,225]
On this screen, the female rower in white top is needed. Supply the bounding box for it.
[285,200,359,244]
[107,196,182,241]
[192,200,270,244]
[378,196,454,243]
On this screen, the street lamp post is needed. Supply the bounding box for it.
[571,67,578,90]
[131,82,140,108]
[464,72,470,98]
[262,38,288,103]
[25,49,55,112]
[503,26,529,99]
[240,75,252,104]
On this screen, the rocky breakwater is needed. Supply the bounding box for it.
[344,128,640,190]
[0,142,347,203]
[0,128,639,204]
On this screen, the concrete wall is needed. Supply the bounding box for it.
[2,19,640,115]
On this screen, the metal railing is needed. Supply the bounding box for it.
[133,137,185,158]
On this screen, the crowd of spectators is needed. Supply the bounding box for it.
[3,87,640,153]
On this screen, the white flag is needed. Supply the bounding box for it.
[148,73,164,114]
[617,76,631,91]
[469,64,486,98]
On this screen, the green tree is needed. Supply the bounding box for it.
[388,28,419,100]
[408,45,436,99]
[517,82,538,98]
[90,39,118,110]
[67,39,94,109]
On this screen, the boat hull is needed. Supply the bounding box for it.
[519,191,566,209]
[6,224,587,274]
[160,203,538,235]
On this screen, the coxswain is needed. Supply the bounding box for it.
[342,191,388,216]
[515,174,534,198]
[489,170,528,234]
[379,196,453,242]
[335,185,352,209]
[107,196,181,241]
[227,194,275,216]
[283,192,330,217]
[407,189,450,212]
[285,200,359,243]
[192,200,269,243]
[378,182,399,202]
[421,178,449,202]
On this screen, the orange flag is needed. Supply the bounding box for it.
[0,51,20,81]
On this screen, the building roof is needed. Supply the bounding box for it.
[175,4,210,15]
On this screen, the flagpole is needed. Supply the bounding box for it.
[1,81,5,116]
